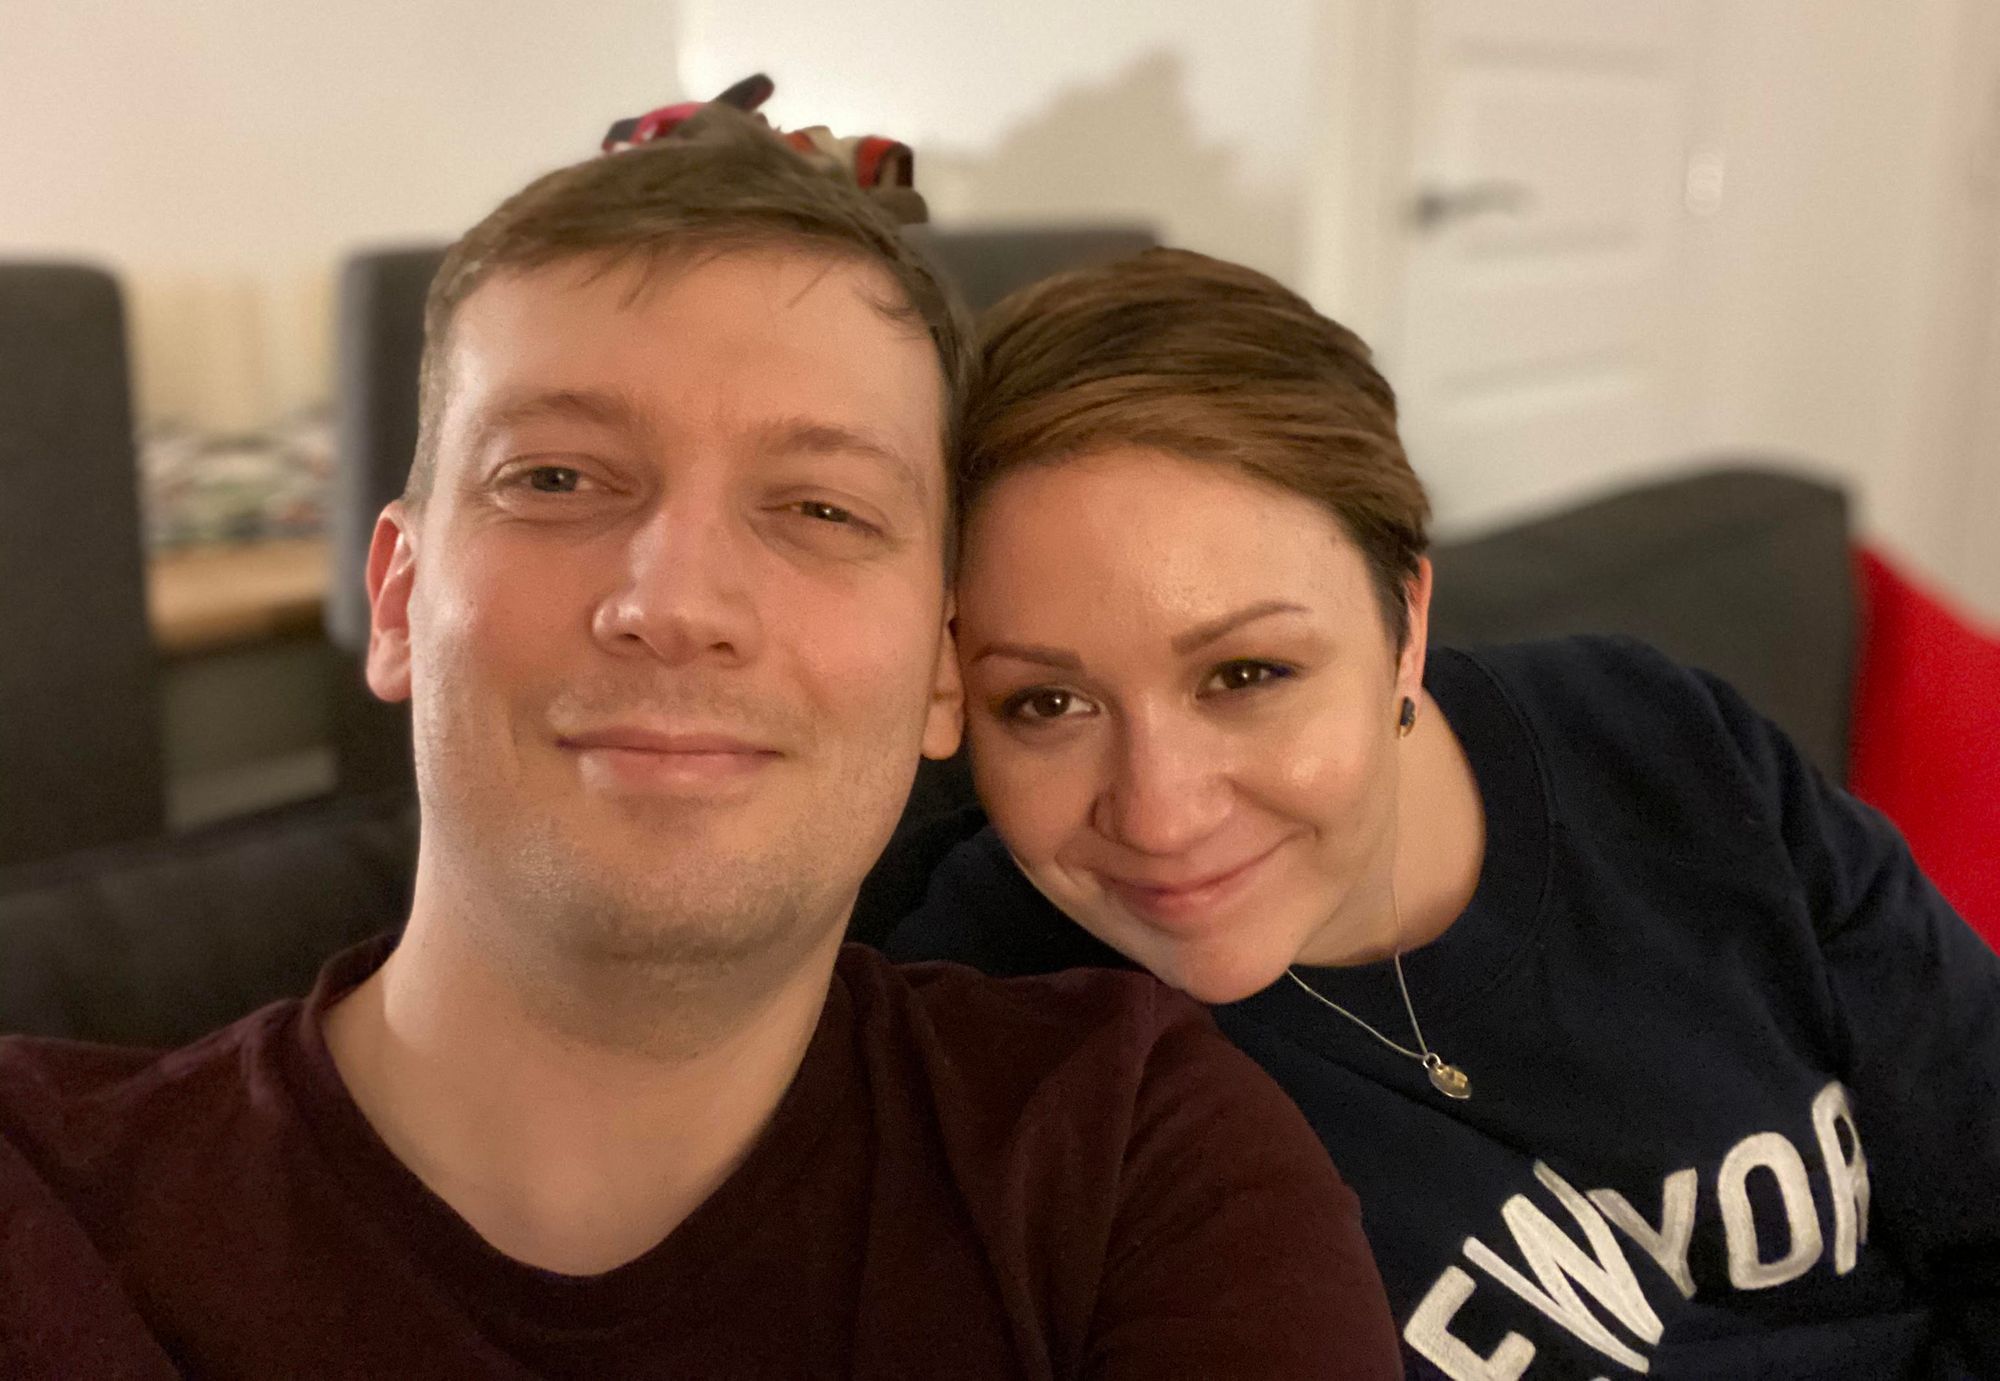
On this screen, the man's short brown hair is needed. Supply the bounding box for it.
[963,248,1431,648]
[406,105,974,522]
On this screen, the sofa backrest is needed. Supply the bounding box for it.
[1427,465,1855,782]
[0,263,164,869]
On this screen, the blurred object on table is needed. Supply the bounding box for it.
[139,408,332,552]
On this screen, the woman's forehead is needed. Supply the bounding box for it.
[956,449,1378,637]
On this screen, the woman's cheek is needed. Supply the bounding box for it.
[967,726,1049,831]
[973,731,1094,860]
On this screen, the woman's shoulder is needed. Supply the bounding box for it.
[877,824,1131,979]
[1439,633,1720,719]
[1437,634,1772,784]
[1434,634,1813,877]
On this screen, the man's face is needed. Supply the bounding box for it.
[365,250,961,971]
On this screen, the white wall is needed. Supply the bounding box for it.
[7,0,1993,617]
[0,0,685,429]
[1292,0,2000,618]
[1681,0,2000,617]
[7,0,1317,427]
[679,0,1316,286]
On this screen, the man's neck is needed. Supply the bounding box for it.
[322,883,841,1276]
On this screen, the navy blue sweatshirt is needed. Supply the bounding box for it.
[884,637,2000,1379]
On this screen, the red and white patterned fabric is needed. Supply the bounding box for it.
[601,74,918,217]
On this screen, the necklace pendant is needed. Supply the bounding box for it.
[1425,1056,1472,1101]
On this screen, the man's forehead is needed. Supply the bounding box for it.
[454,248,911,344]
[456,384,937,509]
[442,253,946,485]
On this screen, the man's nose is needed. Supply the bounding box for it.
[590,497,763,666]
[1091,713,1231,858]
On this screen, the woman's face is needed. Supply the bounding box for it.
[955,447,1425,1003]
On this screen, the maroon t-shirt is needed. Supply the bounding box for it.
[0,938,1398,1378]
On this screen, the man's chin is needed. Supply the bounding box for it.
[497,829,836,973]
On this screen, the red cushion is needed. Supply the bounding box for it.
[1849,548,2000,946]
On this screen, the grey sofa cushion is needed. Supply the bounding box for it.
[0,793,416,1045]
[0,263,163,868]
[1427,465,1855,781]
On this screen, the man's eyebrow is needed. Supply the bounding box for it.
[967,641,1085,672]
[758,418,934,507]
[470,388,649,449]
[1169,601,1311,655]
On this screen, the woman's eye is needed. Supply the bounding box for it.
[1001,687,1097,723]
[1202,660,1293,694]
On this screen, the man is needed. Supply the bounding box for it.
[0,100,1397,1376]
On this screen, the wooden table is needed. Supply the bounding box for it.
[147,537,332,657]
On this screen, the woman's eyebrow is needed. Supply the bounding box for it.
[1169,601,1311,655]
[967,641,1084,671]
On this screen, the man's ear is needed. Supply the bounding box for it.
[921,596,965,761]
[364,502,419,704]
[1398,556,1435,701]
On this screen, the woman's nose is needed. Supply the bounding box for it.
[1091,717,1231,857]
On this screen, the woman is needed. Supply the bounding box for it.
[881,249,2000,1377]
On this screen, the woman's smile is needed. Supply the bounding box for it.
[1092,835,1300,937]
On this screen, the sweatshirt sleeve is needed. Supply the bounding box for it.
[1699,670,2000,1373]
[1083,990,1404,1379]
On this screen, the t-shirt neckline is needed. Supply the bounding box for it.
[273,933,853,1337]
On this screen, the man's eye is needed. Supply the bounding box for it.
[794,499,859,525]
[1001,687,1098,723]
[1202,660,1293,694]
[523,466,582,493]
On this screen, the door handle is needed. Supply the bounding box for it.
[1410,181,1534,229]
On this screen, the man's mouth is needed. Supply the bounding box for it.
[556,725,783,791]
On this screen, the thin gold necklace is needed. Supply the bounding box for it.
[1284,885,1471,1100]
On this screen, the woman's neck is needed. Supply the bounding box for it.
[1390,689,1488,954]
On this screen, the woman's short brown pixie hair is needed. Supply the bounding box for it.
[962,248,1431,649]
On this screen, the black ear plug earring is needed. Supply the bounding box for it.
[1397,696,1417,738]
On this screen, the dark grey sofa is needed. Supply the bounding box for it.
[0,264,164,872]
[0,463,1855,1046]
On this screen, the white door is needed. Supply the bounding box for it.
[1377,0,1713,535]
[1938,0,2000,622]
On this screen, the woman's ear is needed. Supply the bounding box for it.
[1398,557,1435,700]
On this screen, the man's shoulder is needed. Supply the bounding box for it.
[0,1031,237,1376]
[840,942,1190,1044]
[0,1002,298,1184]
[828,948,1396,1375]
[834,944,1260,1125]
